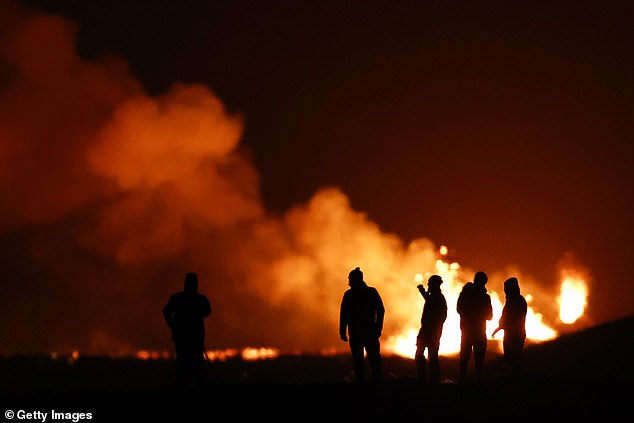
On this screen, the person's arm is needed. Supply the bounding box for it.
[417,284,430,301]
[201,296,212,318]
[457,292,465,315]
[162,298,174,329]
[375,290,385,337]
[485,295,493,321]
[339,294,348,342]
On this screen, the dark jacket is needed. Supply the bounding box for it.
[457,282,493,335]
[498,294,527,341]
[339,282,385,340]
[163,291,212,344]
[419,289,448,343]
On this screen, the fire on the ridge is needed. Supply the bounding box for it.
[384,246,586,359]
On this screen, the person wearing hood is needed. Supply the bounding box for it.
[492,277,528,376]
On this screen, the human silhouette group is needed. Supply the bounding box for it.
[163,267,528,388]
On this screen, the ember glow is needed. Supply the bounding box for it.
[134,348,279,361]
[241,347,280,361]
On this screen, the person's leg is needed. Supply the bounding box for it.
[173,342,188,388]
[474,336,487,382]
[459,333,471,383]
[365,337,383,382]
[414,342,427,382]
[428,342,440,384]
[504,337,525,375]
[349,338,365,382]
[194,351,206,389]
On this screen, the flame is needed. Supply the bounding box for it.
[135,347,279,361]
[524,294,557,340]
[136,350,150,360]
[384,251,559,358]
[241,347,280,361]
[206,348,239,362]
[558,276,588,324]
[135,350,170,360]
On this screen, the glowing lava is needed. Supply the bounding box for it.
[558,276,588,324]
[384,247,560,359]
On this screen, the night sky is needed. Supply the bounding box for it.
[2,0,632,354]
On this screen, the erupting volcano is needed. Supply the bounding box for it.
[2,1,631,363]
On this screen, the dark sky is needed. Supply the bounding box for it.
[7,0,634,351]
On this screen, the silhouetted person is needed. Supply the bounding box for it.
[415,275,448,384]
[457,271,493,383]
[339,267,385,382]
[492,277,528,376]
[163,272,212,389]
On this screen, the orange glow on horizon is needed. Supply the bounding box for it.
[134,348,280,362]
[241,347,280,361]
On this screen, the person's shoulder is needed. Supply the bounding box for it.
[459,282,474,294]
[197,293,211,303]
[169,291,185,301]
[367,286,382,296]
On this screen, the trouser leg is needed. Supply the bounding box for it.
[349,339,365,382]
[415,343,427,382]
[365,337,383,382]
[459,334,471,383]
[474,339,487,381]
[428,345,440,384]
[504,338,524,375]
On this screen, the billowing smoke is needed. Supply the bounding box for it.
[0,4,574,356]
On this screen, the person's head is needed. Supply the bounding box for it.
[184,272,199,293]
[348,267,364,288]
[474,271,488,288]
[427,274,443,292]
[504,277,520,297]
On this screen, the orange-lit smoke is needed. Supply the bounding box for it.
[0,4,589,356]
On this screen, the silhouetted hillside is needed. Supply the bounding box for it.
[1,316,632,421]
[520,315,634,380]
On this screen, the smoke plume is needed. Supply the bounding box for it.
[0,4,570,356]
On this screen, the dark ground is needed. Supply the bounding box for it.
[1,316,632,422]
